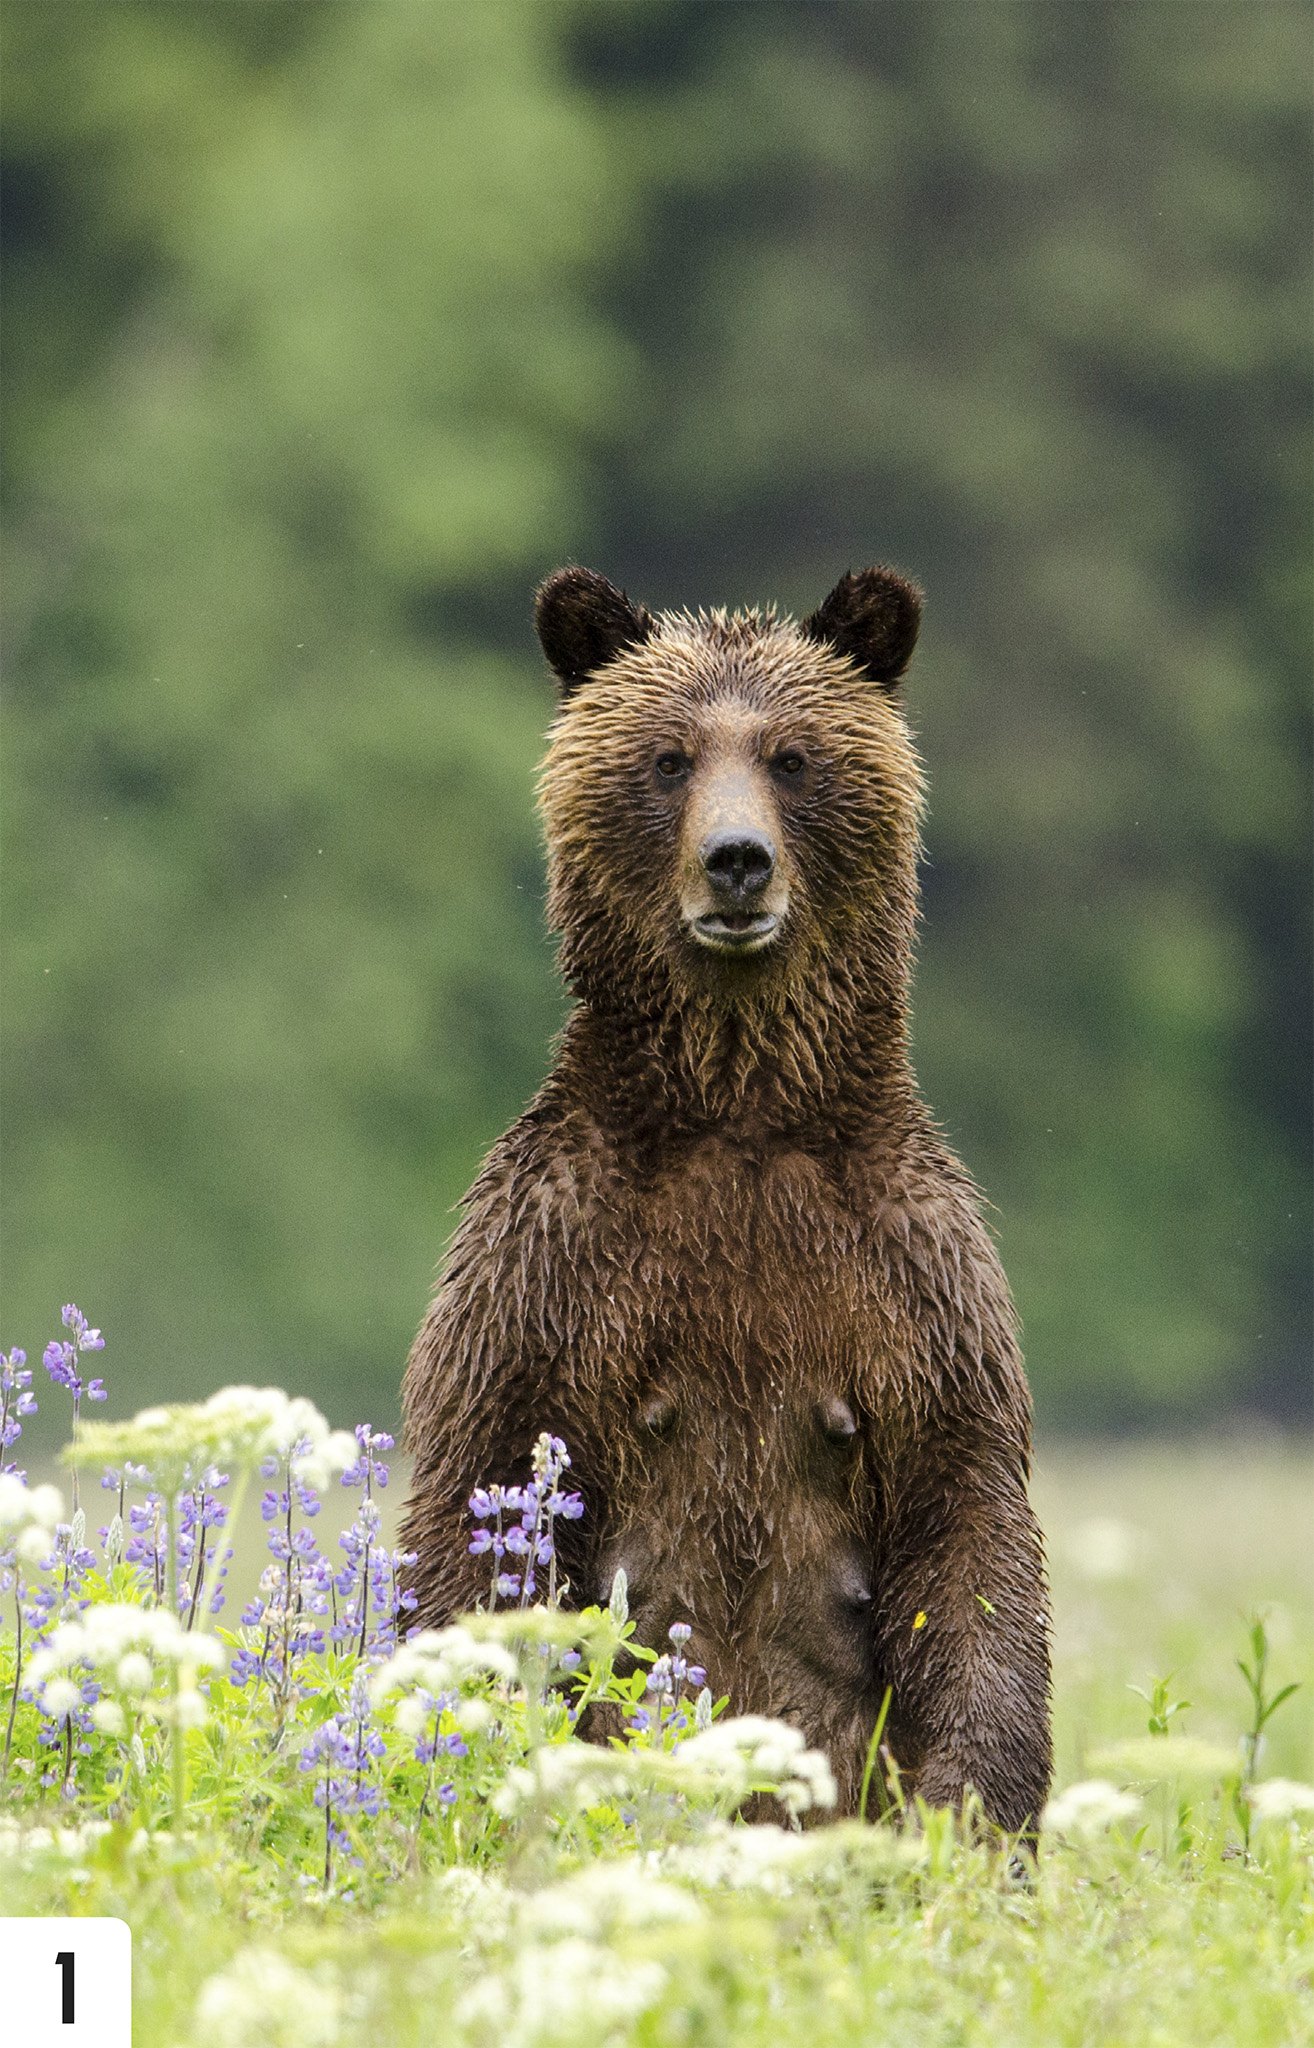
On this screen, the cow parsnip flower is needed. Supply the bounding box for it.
[1042,1779,1143,1837]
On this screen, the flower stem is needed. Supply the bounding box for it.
[2,1582,23,1777]
[169,1660,186,1828]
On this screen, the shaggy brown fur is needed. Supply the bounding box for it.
[401,565,1052,1832]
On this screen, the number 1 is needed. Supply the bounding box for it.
[55,1950,75,2024]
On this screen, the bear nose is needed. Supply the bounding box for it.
[700,828,776,898]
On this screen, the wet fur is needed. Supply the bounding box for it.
[401,575,1052,1831]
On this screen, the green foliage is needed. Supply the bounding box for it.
[1129,1671,1193,1737]
[1,1,1309,1428]
[3,1427,1313,2048]
[2,2,620,1421]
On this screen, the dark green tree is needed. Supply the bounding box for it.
[2,2,630,1428]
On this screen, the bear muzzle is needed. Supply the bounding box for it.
[686,828,790,953]
[677,752,791,954]
[693,826,783,952]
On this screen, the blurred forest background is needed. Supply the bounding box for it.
[2,0,1310,1452]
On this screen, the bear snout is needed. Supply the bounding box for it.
[683,820,791,952]
[700,826,777,898]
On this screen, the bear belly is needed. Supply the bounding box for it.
[593,1137,892,1806]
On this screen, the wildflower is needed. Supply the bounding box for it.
[370,1625,519,1712]
[467,1435,585,1612]
[195,1949,343,2048]
[0,1349,37,1476]
[72,1387,354,1495]
[0,1473,64,1542]
[43,1334,107,1404]
[27,1602,223,1690]
[454,1937,665,2043]
[42,1676,83,1721]
[1246,1779,1314,1825]
[298,1668,388,1882]
[116,1653,152,1693]
[520,1863,702,1939]
[341,1423,394,1494]
[674,1714,839,1816]
[646,1656,674,1699]
[1042,1779,1142,1838]
[42,1307,107,1512]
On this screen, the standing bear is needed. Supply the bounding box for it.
[402,564,1052,1831]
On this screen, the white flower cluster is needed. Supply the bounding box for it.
[0,1816,113,1863]
[675,1714,839,1816]
[0,1472,64,1563]
[1247,1778,1314,1825]
[371,1625,520,1729]
[489,1711,839,1823]
[456,1939,666,2048]
[1041,1779,1143,1838]
[491,1740,651,1818]
[26,1601,223,1732]
[664,1815,921,1896]
[195,1946,345,2048]
[518,1861,702,1940]
[197,1386,357,1487]
[70,1385,355,1488]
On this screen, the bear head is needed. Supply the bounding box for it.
[535,566,925,1037]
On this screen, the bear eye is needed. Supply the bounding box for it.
[772,750,806,778]
[654,750,691,781]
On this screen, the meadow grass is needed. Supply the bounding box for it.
[2,1428,1311,2048]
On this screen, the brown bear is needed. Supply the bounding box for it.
[401,564,1052,1832]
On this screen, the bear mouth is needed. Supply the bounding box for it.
[691,910,780,953]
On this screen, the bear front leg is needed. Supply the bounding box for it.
[873,1421,1052,1833]
[400,1140,632,1630]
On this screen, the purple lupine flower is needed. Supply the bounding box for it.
[61,1305,104,1350]
[298,1666,389,1882]
[466,1435,585,1613]
[341,1424,394,1495]
[0,1348,36,1477]
[43,1308,107,1401]
[42,1307,107,1512]
[646,1656,674,1699]
[234,1441,338,1693]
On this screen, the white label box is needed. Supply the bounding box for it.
[0,1917,132,2046]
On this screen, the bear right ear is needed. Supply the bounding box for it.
[802,566,923,688]
[535,567,654,697]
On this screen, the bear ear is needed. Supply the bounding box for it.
[535,567,655,697]
[801,566,923,688]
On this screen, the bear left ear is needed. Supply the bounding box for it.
[802,566,923,688]
[535,567,655,698]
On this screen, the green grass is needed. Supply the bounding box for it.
[3,1437,1311,2048]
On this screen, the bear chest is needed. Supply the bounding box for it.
[622,1135,892,1407]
